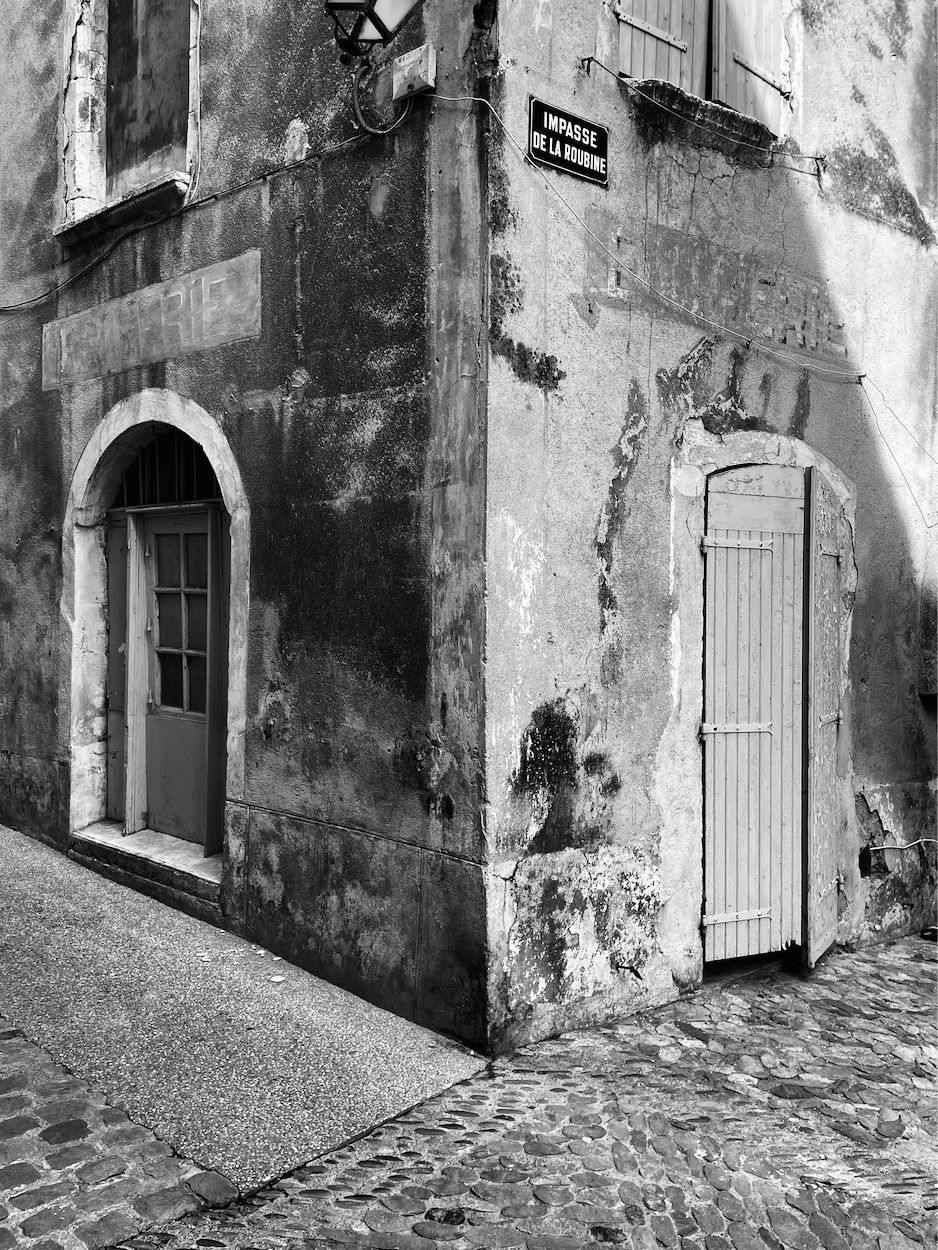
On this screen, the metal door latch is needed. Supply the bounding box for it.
[703,907,771,926]
[701,535,774,552]
[700,721,772,736]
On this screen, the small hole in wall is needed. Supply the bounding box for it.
[859,845,890,878]
[439,793,455,819]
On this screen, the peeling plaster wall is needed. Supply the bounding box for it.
[485,0,936,1050]
[1,2,489,1047]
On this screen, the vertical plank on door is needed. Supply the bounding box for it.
[748,532,763,953]
[106,518,128,822]
[725,524,739,959]
[703,516,718,962]
[655,0,670,81]
[711,535,728,960]
[632,0,647,79]
[734,527,752,958]
[758,522,773,953]
[682,0,708,97]
[204,507,227,857]
[124,514,148,833]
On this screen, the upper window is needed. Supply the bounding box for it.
[615,1,789,135]
[60,0,199,234]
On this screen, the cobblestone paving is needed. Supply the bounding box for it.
[0,1021,236,1250]
[132,939,936,1250]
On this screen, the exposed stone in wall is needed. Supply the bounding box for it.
[491,842,662,1050]
[596,381,648,685]
[847,782,938,941]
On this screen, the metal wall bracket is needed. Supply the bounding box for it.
[818,711,841,728]
[817,875,842,901]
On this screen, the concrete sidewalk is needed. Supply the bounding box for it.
[0,825,483,1190]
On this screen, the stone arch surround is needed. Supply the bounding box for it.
[62,389,250,837]
[654,425,858,988]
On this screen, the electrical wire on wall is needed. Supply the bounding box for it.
[0,131,369,314]
[579,56,828,175]
[351,60,413,135]
[1,72,934,525]
[429,88,938,527]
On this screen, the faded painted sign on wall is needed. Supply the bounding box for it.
[588,218,850,362]
[42,251,261,390]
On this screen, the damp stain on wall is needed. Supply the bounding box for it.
[595,380,648,685]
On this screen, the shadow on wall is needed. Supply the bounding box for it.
[490,0,937,1048]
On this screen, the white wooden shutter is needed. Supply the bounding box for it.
[616,1,708,99]
[712,0,786,134]
[702,466,806,961]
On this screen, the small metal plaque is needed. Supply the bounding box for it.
[528,97,609,187]
[42,250,262,390]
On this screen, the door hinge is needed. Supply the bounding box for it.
[819,546,842,563]
[703,907,771,926]
[615,7,687,51]
[732,49,790,96]
[700,721,772,736]
[701,535,773,552]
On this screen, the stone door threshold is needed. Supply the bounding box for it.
[69,820,223,921]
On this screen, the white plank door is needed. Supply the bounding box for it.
[703,465,805,960]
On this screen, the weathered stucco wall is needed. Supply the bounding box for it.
[484,0,936,1050]
[0,2,66,841]
[1,2,490,1046]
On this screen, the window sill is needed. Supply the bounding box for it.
[55,171,190,248]
[622,78,777,166]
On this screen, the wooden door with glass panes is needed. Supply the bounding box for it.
[144,511,215,843]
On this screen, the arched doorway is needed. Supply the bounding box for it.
[105,426,227,852]
[701,462,847,967]
[64,390,250,867]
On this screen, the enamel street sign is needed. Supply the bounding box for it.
[528,97,609,187]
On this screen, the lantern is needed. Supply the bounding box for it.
[324,0,424,57]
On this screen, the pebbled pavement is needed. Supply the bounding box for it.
[0,1017,236,1250]
[133,938,937,1250]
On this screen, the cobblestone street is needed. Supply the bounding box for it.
[0,1019,235,1250]
[2,939,934,1249]
[122,938,935,1250]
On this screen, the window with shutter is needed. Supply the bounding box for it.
[712,0,787,134]
[60,0,198,233]
[615,1,709,98]
[106,0,192,201]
